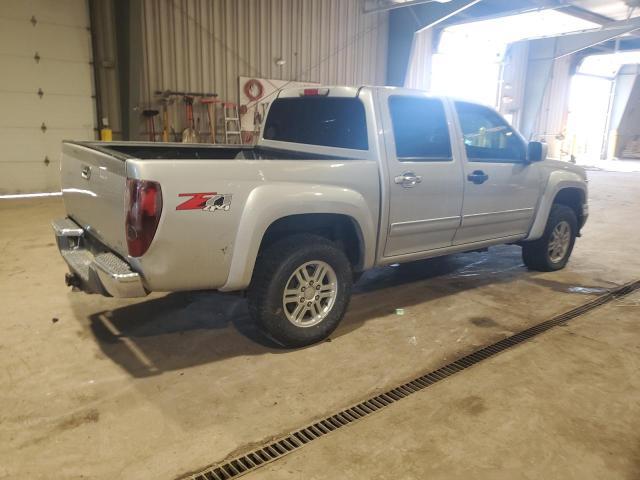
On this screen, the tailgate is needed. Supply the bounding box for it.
[61,142,128,257]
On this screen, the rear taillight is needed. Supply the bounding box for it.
[301,88,329,96]
[125,178,162,257]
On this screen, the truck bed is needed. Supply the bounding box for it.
[84,142,248,160]
[60,141,248,258]
[68,141,360,161]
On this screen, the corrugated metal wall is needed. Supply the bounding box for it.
[139,0,388,106]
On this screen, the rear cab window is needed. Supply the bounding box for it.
[263,97,368,151]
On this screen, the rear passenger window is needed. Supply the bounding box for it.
[389,96,452,161]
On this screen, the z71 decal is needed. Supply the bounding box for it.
[176,192,232,211]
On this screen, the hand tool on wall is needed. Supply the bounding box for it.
[201,97,219,144]
[181,96,199,143]
[154,89,217,98]
[239,104,251,143]
[155,90,177,143]
[155,90,219,143]
[160,97,172,142]
[142,109,160,142]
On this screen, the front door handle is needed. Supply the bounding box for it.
[394,172,423,188]
[467,170,488,185]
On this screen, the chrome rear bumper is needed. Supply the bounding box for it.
[52,218,147,298]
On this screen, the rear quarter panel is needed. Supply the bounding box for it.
[128,158,380,292]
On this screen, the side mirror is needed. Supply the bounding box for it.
[527,141,547,162]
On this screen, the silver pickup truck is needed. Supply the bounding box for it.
[53,86,588,347]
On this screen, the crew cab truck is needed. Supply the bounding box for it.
[53,86,588,347]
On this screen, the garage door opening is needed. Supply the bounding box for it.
[567,52,640,166]
[425,9,598,106]
[565,73,612,164]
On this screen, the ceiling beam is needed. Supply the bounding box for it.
[435,0,640,41]
[362,0,459,14]
[559,4,615,25]
[415,0,483,32]
[436,0,567,28]
[524,16,640,59]
[579,36,640,57]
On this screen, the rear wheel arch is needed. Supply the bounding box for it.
[256,213,366,272]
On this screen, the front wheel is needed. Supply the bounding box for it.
[522,204,577,271]
[248,234,353,348]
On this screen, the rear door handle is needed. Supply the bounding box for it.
[467,170,488,185]
[81,165,92,180]
[394,172,423,188]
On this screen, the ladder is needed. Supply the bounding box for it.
[223,102,242,144]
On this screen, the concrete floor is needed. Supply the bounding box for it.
[576,157,640,173]
[0,171,638,480]
[253,291,640,480]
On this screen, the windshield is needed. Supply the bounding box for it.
[263,97,368,150]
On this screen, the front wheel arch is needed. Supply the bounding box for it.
[526,182,586,242]
[522,203,578,271]
[553,187,585,232]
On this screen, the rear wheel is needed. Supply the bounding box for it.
[522,204,577,271]
[248,234,353,348]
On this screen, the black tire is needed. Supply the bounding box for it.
[522,204,578,272]
[248,234,353,348]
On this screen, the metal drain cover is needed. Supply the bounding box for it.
[183,280,640,480]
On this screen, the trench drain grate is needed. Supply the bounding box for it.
[184,280,640,480]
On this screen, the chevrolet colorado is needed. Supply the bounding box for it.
[53,86,588,347]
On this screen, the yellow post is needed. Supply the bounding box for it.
[100,117,112,141]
